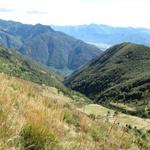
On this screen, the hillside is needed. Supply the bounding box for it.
[0,73,150,149]
[0,45,64,89]
[65,43,150,118]
[0,19,102,75]
[53,24,150,50]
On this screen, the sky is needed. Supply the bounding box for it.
[0,0,149,28]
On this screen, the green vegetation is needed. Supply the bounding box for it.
[20,124,59,150]
[63,110,80,127]
[0,45,64,88]
[65,43,150,117]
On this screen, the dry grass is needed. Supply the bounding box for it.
[83,104,150,130]
[0,73,149,149]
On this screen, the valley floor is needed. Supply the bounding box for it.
[82,104,150,130]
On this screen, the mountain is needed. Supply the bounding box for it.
[0,19,102,75]
[65,43,150,118]
[0,45,64,89]
[52,24,150,50]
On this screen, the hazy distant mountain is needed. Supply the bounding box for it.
[52,24,150,50]
[0,20,102,75]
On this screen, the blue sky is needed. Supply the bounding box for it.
[0,0,149,28]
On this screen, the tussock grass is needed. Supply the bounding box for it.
[0,73,149,149]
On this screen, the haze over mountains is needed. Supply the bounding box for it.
[53,24,150,50]
[0,19,102,75]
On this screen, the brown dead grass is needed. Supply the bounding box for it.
[0,73,149,149]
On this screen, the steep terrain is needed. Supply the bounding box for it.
[0,73,150,149]
[53,24,150,50]
[65,43,150,117]
[0,45,64,89]
[0,19,102,75]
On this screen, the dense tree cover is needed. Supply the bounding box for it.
[65,43,150,117]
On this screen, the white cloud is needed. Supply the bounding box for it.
[0,8,15,12]
[26,10,47,15]
[0,0,149,28]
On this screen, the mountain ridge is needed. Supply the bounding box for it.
[0,19,102,75]
[65,42,150,117]
[53,24,150,50]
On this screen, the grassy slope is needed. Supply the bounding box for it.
[65,43,150,118]
[0,45,64,88]
[0,73,150,149]
[0,45,90,99]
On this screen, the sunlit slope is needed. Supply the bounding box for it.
[0,45,63,88]
[0,73,150,149]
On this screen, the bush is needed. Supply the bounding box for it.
[113,111,119,117]
[88,114,96,120]
[63,111,80,127]
[20,124,59,150]
[90,127,101,142]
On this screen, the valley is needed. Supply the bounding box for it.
[0,18,150,149]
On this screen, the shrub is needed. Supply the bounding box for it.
[88,114,96,120]
[90,127,101,142]
[113,111,119,117]
[63,111,80,127]
[20,124,59,150]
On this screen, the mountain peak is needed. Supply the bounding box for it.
[93,42,146,65]
[33,23,54,33]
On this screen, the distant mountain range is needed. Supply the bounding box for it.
[53,24,150,50]
[65,42,150,118]
[0,19,102,75]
